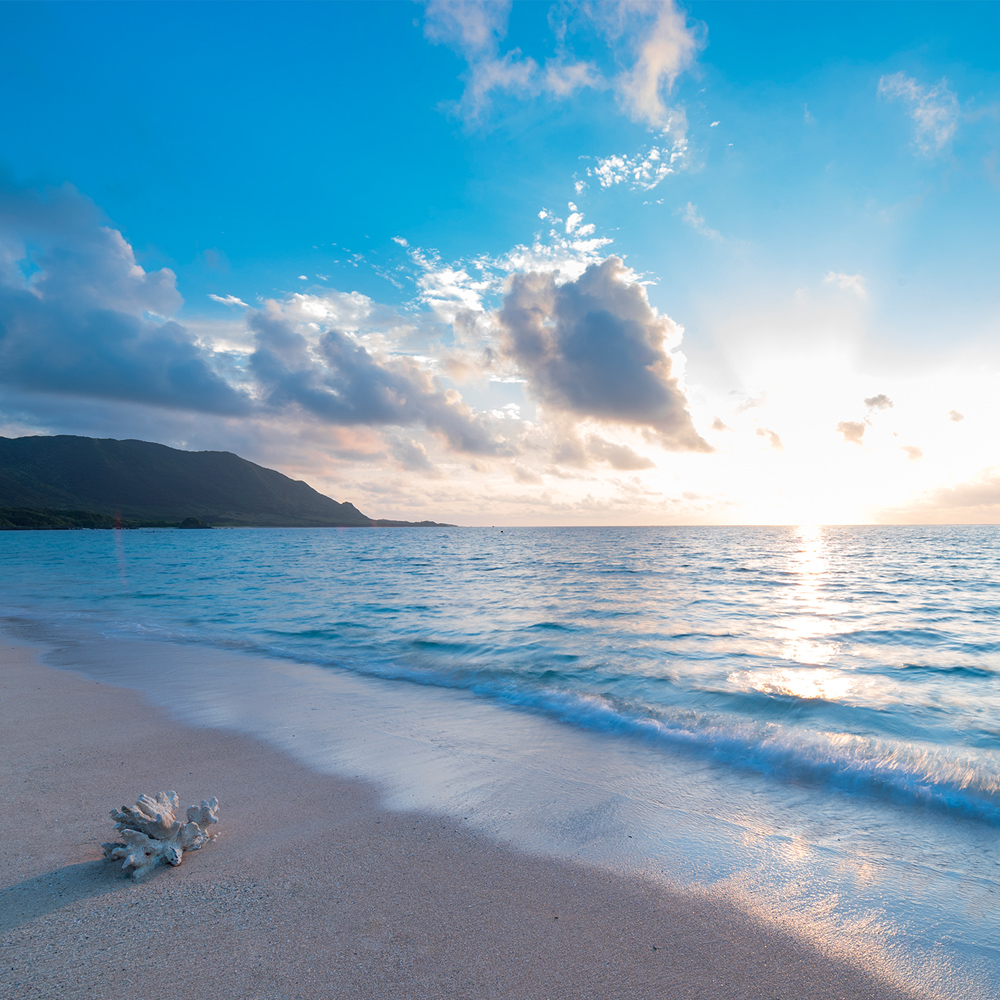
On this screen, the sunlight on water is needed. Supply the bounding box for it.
[728,664,859,701]
[777,524,843,664]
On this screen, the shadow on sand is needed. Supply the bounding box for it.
[0,858,163,933]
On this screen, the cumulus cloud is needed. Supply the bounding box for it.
[0,183,248,414]
[587,434,655,470]
[837,420,866,445]
[824,271,867,299]
[280,290,375,331]
[249,305,506,455]
[949,409,964,422]
[499,256,709,451]
[902,445,923,460]
[878,72,960,155]
[391,436,435,472]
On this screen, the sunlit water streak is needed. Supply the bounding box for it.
[2,524,999,996]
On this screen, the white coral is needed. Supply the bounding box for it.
[102,791,219,878]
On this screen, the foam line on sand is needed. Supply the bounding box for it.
[1,638,928,999]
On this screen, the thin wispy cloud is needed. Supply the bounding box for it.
[878,72,960,155]
[422,0,699,127]
[682,202,723,241]
[594,0,701,128]
[423,0,600,121]
[209,293,249,308]
[824,271,867,299]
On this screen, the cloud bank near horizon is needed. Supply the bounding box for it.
[0,180,711,507]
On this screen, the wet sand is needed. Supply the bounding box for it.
[1,639,928,1000]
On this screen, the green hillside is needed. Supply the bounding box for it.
[0,435,390,527]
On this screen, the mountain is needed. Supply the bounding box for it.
[0,435,445,527]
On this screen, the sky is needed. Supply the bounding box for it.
[1,0,999,525]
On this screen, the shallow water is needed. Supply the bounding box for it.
[2,524,999,996]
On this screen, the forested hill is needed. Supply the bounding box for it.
[0,435,443,527]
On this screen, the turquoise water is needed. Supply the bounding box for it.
[3,524,999,994]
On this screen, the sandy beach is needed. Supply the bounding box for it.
[1,638,930,1000]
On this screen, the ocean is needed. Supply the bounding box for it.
[2,524,998,996]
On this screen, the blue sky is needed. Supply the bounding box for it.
[1,1,999,524]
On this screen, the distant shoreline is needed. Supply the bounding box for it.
[0,507,455,530]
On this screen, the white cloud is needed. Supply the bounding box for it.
[590,0,701,128]
[422,0,699,128]
[495,231,613,283]
[208,293,249,308]
[490,402,522,420]
[591,105,689,191]
[280,290,374,330]
[423,0,599,121]
[542,56,603,98]
[590,117,688,192]
[823,271,868,299]
[411,252,494,322]
[878,72,960,155]
[823,271,867,299]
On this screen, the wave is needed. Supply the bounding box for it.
[6,598,1000,829]
[316,645,1000,825]
[503,688,1000,826]
[829,627,1000,655]
[149,625,1000,828]
[899,663,996,678]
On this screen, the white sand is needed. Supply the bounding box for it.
[0,639,927,999]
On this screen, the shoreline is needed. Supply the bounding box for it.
[0,636,933,999]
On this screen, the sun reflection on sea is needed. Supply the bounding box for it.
[728,665,857,701]
[780,524,842,664]
[730,524,860,701]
